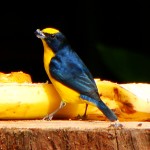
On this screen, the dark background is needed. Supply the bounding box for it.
[0,2,149,83]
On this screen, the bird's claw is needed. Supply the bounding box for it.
[43,114,53,121]
[108,120,123,129]
[75,114,87,120]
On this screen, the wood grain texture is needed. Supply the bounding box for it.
[0,120,150,150]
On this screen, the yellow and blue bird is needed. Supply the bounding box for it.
[35,27,118,122]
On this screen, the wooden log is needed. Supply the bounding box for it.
[0,120,150,150]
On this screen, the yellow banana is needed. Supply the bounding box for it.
[0,83,60,119]
[94,79,150,121]
[0,79,150,121]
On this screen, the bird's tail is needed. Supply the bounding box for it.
[80,95,118,121]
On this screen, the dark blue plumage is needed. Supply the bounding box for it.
[50,44,117,121]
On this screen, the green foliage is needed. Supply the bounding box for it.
[97,44,150,82]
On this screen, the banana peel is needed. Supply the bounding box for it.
[94,80,150,121]
[0,79,150,121]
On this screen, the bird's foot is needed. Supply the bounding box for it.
[75,114,88,120]
[43,101,66,121]
[43,114,53,121]
[108,120,123,129]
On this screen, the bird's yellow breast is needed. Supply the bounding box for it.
[42,40,82,104]
[50,77,82,103]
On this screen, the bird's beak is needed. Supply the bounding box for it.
[35,29,46,39]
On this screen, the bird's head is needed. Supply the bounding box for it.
[35,28,67,53]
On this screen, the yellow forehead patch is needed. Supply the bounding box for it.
[42,28,60,34]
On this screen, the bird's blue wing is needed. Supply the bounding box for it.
[50,48,118,121]
[50,49,100,100]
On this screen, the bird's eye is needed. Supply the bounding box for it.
[50,34,55,39]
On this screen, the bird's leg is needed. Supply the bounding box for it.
[76,104,88,120]
[43,101,66,121]
[82,104,88,118]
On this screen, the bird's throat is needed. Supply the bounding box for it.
[43,41,55,79]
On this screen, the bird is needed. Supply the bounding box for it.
[34,27,118,122]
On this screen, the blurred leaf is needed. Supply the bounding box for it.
[97,44,150,82]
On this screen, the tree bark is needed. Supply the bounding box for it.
[0,120,150,150]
